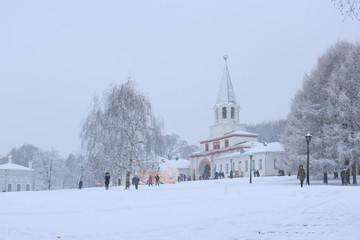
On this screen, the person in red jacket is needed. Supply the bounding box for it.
[148,175,153,186]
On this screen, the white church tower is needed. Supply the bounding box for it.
[210,55,246,138]
[189,55,285,180]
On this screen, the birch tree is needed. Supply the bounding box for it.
[33,149,64,190]
[80,80,162,189]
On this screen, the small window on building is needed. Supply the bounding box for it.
[225,139,229,147]
[231,107,235,119]
[222,107,227,119]
[17,184,21,191]
[274,158,278,169]
[245,161,248,171]
[226,164,229,174]
[7,184,12,192]
[205,143,209,151]
[233,163,235,172]
[26,184,31,191]
[259,159,263,170]
[238,161,242,171]
[220,164,223,172]
[213,141,220,150]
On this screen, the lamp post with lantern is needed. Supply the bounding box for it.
[249,154,253,184]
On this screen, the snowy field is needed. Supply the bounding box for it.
[0,176,359,240]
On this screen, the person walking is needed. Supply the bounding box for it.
[155,174,160,186]
[148,175,153,186]
[78,180,83,189]
[297,165,306,187]
[132,176,140,190]
[105,172,110,190]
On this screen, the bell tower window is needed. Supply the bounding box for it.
[231,107,235,119]
[222,107,227,119]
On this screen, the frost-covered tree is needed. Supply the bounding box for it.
[178,143,199,159]
[155,133,199,160]
[246,120,286,143]
[281,41,360,182]
[80,80,162,189]
[64,154,89,188]
[33,149,64,190]
[332,0,360,21]
[0,144,40,166]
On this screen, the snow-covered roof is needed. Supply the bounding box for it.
[215,141,285,160]
[245,142,285,154]
[0,162,33,171]
[159,158,190,169]
[215,57,237,107]
[224,130,258,137]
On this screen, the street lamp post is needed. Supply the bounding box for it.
[305,132,312,186]
[249,154,253,184]
[230,158,233,179]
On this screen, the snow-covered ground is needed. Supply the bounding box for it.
[0,176,359,240]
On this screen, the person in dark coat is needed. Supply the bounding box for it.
[297,165,306,187]
[132,176,140,189]
[155,174,160,186]
[78,180,83,189]
[105,172,110,190]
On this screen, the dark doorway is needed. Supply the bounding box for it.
[203,164,210,180]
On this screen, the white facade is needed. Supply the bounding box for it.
[190,56,285,180]
[0,156,36,192]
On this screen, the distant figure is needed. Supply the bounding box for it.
[132,176,140,189]
[105,172,110,190]
[148,175,153,186]
[297,165,306,187]
[341,170,346,185]
[118,178,121,186]
[78,180,83,189]
[256,170,260,177]
[178,176,181,183]
[155,174,160,186]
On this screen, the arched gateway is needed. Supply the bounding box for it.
[198,159,211,180]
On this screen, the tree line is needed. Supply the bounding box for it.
[1,80,198,190]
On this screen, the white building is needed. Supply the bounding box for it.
[189,56,285,180]
[0,156,36,192]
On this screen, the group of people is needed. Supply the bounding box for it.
[214,172,225,179]
[102,165,308,190]
[147,174,160,186]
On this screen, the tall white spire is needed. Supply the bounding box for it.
[215,54,237,106]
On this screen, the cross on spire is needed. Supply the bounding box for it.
[223,54,228,62]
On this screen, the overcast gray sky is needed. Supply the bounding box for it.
[0,0,359,158]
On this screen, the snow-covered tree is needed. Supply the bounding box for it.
[64,154,89,188]
[33,149,64,190]
[332,0,360,21]
[80,80,162,189]
[155,133,199,160]
[0,144,40,166]
[281,41,360,182]
[246,120,286,143]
